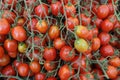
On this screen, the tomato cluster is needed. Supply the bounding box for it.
[0,0,120,80]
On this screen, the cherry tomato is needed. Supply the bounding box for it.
[94,18,102,29]
[65,17,79,30]
[8,51,18,58]
[61,4,76,17]
[101,19,113,32]
[58,64,75,80]
[11,26,27,42]
[100,44,114,57]
[87,30,93,40]
[98,32,110,45]
[43,47,57,61]
[18,42,27,53]
[75,25,89,39]
[53,37,66,50]
[0,54,10,66]
[44,61,56,72]
[48,25,60,40]
[36,20,48,34]
[106,65,118,79]
[18,63,29,77]
[35,73,46,80]
[4,39,18,52]
[51,1,62,16]
[74,38,89,53]
[13,60,21,69]
[17,18,26,26]
[97,5,109,19]
[2,10,16,24]
[0,46,5,58]
[1,65,15,76]
[60,45,75,61]
[92,37,100,51]
[30,61,41,73]
[109,56,120,67]
[35,4,49,18]
[0,18,10,35]
[79,14,91,26]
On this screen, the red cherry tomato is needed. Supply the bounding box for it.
[18,63,29,77]
[43,47,57,61]
[100,44,114,57]
[35,4,49,18]
[0,18,10,35]
[11,26,27,42]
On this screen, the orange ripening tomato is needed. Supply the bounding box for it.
[92,37,100,51]
[36,20,48,34]
[109,56,120,67]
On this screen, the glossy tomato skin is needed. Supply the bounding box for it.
[53,37,66,50]
[13,60,21,69]
[79,14,91,26]
[60,46,75,61]
[58,64,75,80]
[46,77,57,80]
[34,73,46,80]
[100,44,114,57]
[97,5,109,19]
[44,61,56,72]
[98,32,110,45]
[0,54,10,66]
[1,65,15,76]
[65,17,79,30]
[29,61,41,73]
[11,26,27,42]
[0,46,4,58]
[2,10,16,24]
[106,65,118,79]
[18,42,27,53]
[35,4,49,18]
[36,20,48,34]
[61,4,76,17]
[4,39,18,52]
[101,19,113,32]
[43,47,57,61]
[92,37,100,51]
[75,25,89,39]
[109,57,120,67]
[51,1,62,16]
[18,63,29,77]
[48,25,60,40]
[94,18,102,29]
[74,38,89,53]
[8,51,18,58]
[0,18,10,35]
